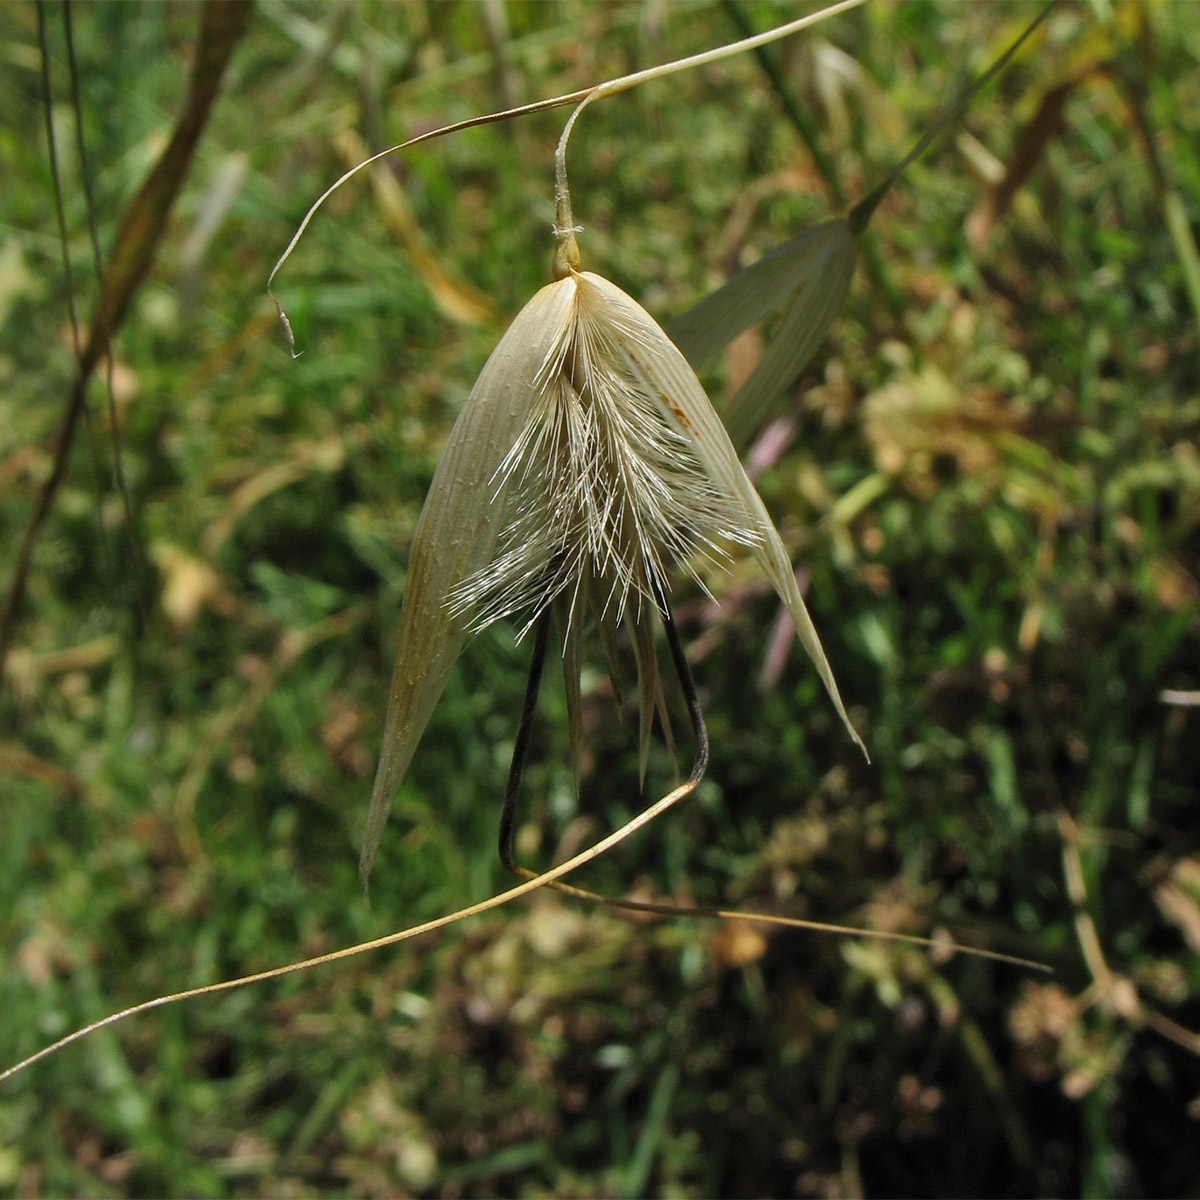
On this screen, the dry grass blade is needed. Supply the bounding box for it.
[0,0,254,683]
[966,73,1086,250]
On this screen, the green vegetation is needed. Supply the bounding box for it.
[2,2,1198,1195]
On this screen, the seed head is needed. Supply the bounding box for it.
[362,262,865,891]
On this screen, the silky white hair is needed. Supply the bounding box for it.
[449,272,758,636]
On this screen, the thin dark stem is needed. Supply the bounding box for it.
[37,2,80,351]
[719,0,903,326]
[720,0,844,209]
[63,2,101,274]
[64,0,144,626]
[37,1,114,592]
[499,611,551,873]
[655,592,708,787]
[502,590,708,886]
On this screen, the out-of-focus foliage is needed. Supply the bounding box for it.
[1,2,1198,1196]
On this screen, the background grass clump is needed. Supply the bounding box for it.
[2,2,1199,1196]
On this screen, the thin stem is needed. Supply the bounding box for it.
[719,0,846,210]
[38,2,81,353]
[273,0,865,327]
[552,0,866,273]
[585,0,865,110]
[37,1,114,592]
[499,610,551,873]
[657,595,708,788]
[270,89,591,350]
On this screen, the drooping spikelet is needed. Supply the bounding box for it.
[362,263,865,889]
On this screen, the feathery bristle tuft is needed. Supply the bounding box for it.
[448,272,758,633]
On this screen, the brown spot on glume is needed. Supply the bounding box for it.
[661,392,691,429]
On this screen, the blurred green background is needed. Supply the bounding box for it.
[2,1,1199,1195]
